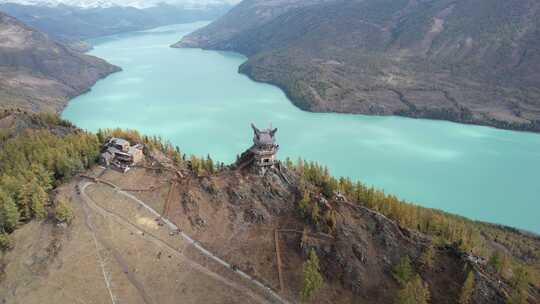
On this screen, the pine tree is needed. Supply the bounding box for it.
[29,181,48,219]
[55,197,74,224]
[393,256,414,286]
[310,201,320,225]
[0,190,20,232]
[324,209,337,232]
[17,181,33,220]
[285,157,293,169]
[0,233,10,250]
[206,154,214,173]
[459,271,474,304]
[397,274,431,304]
[30,164,53,191]
[301,249,324,302]
[190,156,201,176]
[298,191,310,218]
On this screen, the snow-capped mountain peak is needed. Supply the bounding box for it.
[0,0,240,9]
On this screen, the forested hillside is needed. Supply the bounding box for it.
[0,112,539,303]
[0,3,231,51]
[174,0,540,132]
[0,110,98,245]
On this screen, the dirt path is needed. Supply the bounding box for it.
[80,180,290,304]
[81,183,270,304]
[80,184,154,304]
[80,197,117,304]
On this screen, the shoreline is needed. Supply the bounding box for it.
[172,43,540,135]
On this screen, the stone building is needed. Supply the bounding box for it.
[99,137,144,172]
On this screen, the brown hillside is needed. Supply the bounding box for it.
[174,0,540,132]
[0,12,119,113]
[2,151,534,303]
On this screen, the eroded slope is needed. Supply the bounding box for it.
[0,12,119,113]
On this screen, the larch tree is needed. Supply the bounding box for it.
[393,256,414,286]
[0,190,19,232]
[301,249,324,302]
[55,197,74,224]
[298,191,310,218]
[310,200,320,225]
[29,181,48,219]
[397,274,431,304]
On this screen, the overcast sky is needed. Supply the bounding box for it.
[0,0,242,8]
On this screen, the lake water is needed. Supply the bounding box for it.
[62,22,540,233]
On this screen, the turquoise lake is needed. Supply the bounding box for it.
[62,22,540,233]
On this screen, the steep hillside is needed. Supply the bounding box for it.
[0,3,232,51]
[0,12,119,113]
[174,0,540,132]
[1,123,539,303]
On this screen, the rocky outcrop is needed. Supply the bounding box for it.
[169,162,517,303]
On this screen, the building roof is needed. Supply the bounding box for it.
[251,123,277,146]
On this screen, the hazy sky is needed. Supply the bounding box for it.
[0,0,241,8]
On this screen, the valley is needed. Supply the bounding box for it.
[62,23,540,234]
[0,2,539,302]
[0,2,232,51]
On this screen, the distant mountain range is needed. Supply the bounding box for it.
[0,0,240,9]
[174,0,540,132]
[0,11,119,113]
[0,2,233,51]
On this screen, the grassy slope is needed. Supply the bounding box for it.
[175,0,540,132]
[0,12,120,113]
[0,118,539,302]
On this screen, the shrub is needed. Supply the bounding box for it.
[54,197,74,224]
[0,233,11,250]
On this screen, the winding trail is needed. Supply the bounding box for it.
[79,178,290,304]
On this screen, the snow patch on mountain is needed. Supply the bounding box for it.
[0,0,240,9]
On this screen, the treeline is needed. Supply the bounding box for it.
[285,157,539,288]
[286,157,483,252]
[0,120,99,247]
[96,128,219,176]
[0,110,75,145]
[0,125,224,249]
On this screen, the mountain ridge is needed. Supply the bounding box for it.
[0,115,538,303]
[174,0,540,133]
[0,2,232,51]
[0,12,120,113]
[0,0,240,9]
